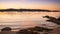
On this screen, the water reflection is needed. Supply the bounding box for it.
[0,12,60,30]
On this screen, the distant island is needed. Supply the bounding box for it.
[0,8,60,12]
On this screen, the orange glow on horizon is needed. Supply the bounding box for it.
[0,3,60,10]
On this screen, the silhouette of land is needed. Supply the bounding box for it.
[0,8,60,12]
[43,15,60,25]
[0,26,54,34]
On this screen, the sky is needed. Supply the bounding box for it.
[0,0,60,10]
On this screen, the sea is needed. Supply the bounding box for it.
[0,11,60,31]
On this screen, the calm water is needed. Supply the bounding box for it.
[0,11,60,31]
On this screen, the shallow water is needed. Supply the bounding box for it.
[0,11,60,31]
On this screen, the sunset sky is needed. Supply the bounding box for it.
[0,0,60,10]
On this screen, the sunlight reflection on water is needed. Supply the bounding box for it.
[0,11,60,31]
